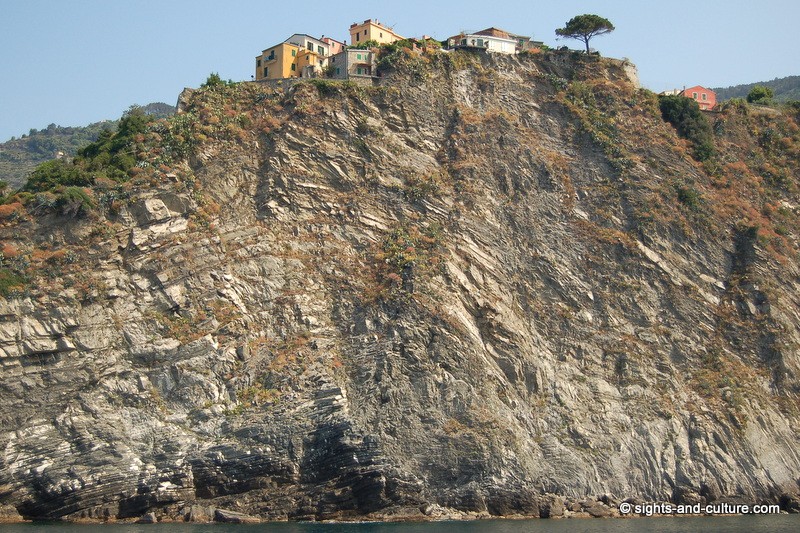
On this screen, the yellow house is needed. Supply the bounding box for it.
[296,49,326,78]
[348,19,403,46]
[255,42,300,81]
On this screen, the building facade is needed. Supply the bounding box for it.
[329,49,378,79]
[683,85,717,110]
[447,27,533,54]
[256,34,335,81]
[255,42,301,80]
[284,34,330,57]
[296,49,327,78]
[448,33,517,54]
[321,36,346,55]
[349,19,403,46]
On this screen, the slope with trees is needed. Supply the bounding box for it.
[713,75,800,103]
[0,103,175,190]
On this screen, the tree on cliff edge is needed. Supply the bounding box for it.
[556,14,615,53]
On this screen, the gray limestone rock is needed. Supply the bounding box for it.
[0,51,798,522]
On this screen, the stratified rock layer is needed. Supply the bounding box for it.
[1,51,798,521]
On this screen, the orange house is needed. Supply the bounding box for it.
[683,86,716,110]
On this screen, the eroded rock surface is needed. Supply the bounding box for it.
[1,51,798,521]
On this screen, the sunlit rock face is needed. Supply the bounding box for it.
[1,50,798,521]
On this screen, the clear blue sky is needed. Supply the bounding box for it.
[1,0,797,142]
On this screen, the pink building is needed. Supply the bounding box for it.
[683,86,717,110]
[321,36,346,55]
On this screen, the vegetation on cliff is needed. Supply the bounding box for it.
[0,103,175,190]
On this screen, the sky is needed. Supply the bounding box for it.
[1,0,798,142]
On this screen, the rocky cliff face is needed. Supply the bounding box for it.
[1,50,799,521]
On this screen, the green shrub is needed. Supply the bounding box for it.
[747,85,774,104]
[659,94,715,161]
[155,111,199,160]
[24,160,91,191]
[420,38,442,49]
[305,78,345,96]
[404,174,441,201]
[0,268,26,298]
[201,72,236,88]
[376,40,419,74]
[719,98,749,115]
[349,39,379,50]
[371,224,443,301]
[676,184,702,209]
[57,186,95,217]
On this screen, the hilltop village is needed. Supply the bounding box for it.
[253,18,721,109]
[254,19,544,82]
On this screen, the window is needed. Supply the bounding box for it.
[357,67,363,75]
[306,55,310,60]
[318,45,324,54]
[257,59,261,67]
[701,93,707,100]
[336,67,340,75]
[692,92,698,99]
[461,38,467,45]
[356,33,360,42]
[380,32,383,38]
[357,53,362,60]
[263,67,268,77]
[268,50,275,60]
[291,49,296,57]
[477,38,484,47]
[307,41,313,49]
[291,63,296,71]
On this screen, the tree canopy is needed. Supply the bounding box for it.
[556,14,615,54]
[658,95,715,161]
[747,85,774,104]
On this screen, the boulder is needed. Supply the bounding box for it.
[213,508,260,524]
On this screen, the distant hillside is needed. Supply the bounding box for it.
[0,103,175,190]
[713,75,800,102]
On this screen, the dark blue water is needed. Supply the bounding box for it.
[1,516,798,533]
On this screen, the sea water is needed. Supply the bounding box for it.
[1,515,798,533]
